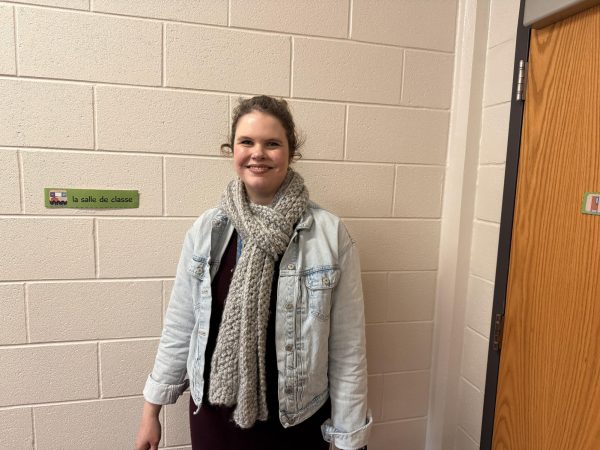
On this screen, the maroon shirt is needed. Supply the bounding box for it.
[189,231,330,450]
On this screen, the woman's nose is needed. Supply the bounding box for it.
[250,145,266,159]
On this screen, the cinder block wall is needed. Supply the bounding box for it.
[453,1,520,448]
[0,1,456,449]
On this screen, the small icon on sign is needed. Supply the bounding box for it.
[582,192,600,215]
[49,189,68,206]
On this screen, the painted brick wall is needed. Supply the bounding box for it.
[0,1,456,449]
[453,1,520,448]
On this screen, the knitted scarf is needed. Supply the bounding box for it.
[208,169,309,428]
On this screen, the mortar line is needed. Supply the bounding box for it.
[399,49,406,104]
[162,156,166,216]
[0,74,451,111]
[347,0,353,39]
[93,218,99,278]
[289,37,294,97]
[161,23,166,87]
[227,0,231,26]
[343,105,349,160]
[391,164,398,216]
[12,5,18,75]
[97,342,102,398]
[31,407,36,450]
[92,85,98,150]
[17,150,24,213]
[24,283,31,343]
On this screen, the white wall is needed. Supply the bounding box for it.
[0,1,457,449]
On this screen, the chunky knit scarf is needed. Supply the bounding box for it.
[208,169,309,428]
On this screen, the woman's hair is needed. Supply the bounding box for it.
[221,95,303,161]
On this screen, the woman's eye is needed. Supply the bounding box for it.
[240,140,253,146]
[267,141,280,148]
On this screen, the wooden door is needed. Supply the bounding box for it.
[492,5,600,449]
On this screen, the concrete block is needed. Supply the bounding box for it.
[34,397,149,450]
[288,100,345,160]
[470,221,500,282]
[0,408,33,450]
[293,38,402,104]
[369,418,426,450]
[489,0,520,48]
[0,5,15,75]
[97,218,193,278]
[346,105,449,164]
[164,157,232,216]
[296,161,394,217]
[483,39,516,107]
[28,281,162,342]
[480,103,511,164]
[0,149,20,214]
[362,273,388,324]
[100,339,159,397]
[461,328,489,391]
[457,378,484,443]
[394,166,445,218]
[367,374,383,421]
[465,275,494,338]
[164,392,191,447]
[455,428,480,450]
[93,0,227,25]
[96,87,228,155]
[0,79,93,149]
[352,0,457,51]
[0,218,94,281]
[12,0,88,8]
[21,150,163,215]
[382,371,430,420]
[344,219,440,271]
[475,165,506,223]
[0,343,97,407]
[388,272,436,322]
[0,283,26,344]
[366,323,433,373]
[166,24,290,96]
[402,50,454,109]
[17,7,161,85]
[230,0,348,37]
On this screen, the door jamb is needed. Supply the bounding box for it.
[479,0,531,448]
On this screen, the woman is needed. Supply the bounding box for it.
[135,96,371,450]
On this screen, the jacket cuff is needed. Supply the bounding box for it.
[321,410,373,450]
[142,374,188,405]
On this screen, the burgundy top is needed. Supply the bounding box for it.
[189,231,330,450]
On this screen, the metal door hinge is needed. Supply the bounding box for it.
[493,313,505,351]
[516,60,528,101]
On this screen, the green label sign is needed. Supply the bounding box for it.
[45,188,139,209]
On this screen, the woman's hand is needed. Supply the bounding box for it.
[135,401,162,450]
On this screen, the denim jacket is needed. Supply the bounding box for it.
[143,202,372,449]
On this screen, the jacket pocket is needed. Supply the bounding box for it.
[305,267,340,321]
[187,256,207,280]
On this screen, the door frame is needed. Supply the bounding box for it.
[479,0,530,447]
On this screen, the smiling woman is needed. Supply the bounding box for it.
[135,96,371,450]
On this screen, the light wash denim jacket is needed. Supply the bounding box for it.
[143,202,372,449]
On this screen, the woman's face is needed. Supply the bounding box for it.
[233,111,290,205]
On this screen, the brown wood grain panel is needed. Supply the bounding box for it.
[493,5,600,450]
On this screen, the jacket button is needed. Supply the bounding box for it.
[285,344,293,352]
[287,263,295,270]
[285,303,293,311]
[322,276,330,286]
[285,387,293,394]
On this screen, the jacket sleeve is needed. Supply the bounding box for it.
[143,226,196,405]
[321,223,372,449]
